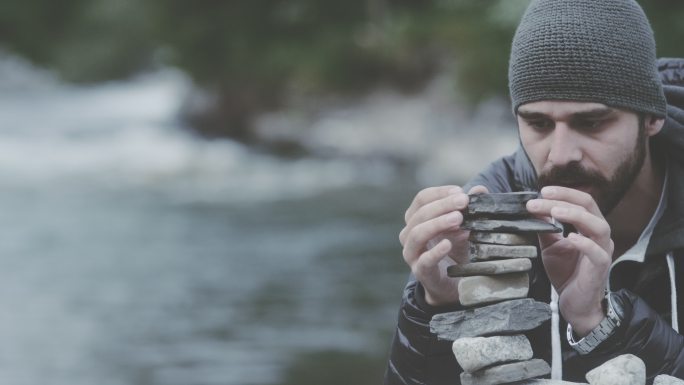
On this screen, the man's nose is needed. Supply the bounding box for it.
[547,125,582,166]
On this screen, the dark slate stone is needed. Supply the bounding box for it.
[463,218,563,233]
[430,298,551,340]
[467,192,538,217]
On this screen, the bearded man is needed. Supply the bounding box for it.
[384,0,684,383]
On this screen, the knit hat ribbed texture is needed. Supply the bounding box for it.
[509,0,666,117]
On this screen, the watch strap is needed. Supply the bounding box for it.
[567,291,622,355]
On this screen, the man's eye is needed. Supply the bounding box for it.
[528,120,553,131]
[577,120,602,130]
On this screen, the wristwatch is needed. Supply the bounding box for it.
[567,291,625,355]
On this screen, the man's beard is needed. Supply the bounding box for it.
[536,120,647,216]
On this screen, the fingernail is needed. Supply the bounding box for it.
[453,194,467,207]
[447,212,462,224]
[439,239,451,251]
[448,187,462,195]
[527,199,540,210]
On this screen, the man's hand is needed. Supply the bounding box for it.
[526,186,614,336]
[399,185,489,306]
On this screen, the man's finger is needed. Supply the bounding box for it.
[405,186,462,223]
[550,206,612,250]
[405,192,469,233]
[527,197,611,251]
[468,185,490,195]
[399,226,407,246]
[406,185,488,235]
[526,198,587,216]
[402,211,463,265]
[567,232,612,268]
[412,239,452,279]
[540,186,603,218]
[537,231,564,251]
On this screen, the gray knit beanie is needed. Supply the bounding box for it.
[509,0,666,117]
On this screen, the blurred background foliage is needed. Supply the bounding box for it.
[1,0,682,140]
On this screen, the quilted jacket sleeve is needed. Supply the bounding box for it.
[564,289,684,382]
[383,278,462,385]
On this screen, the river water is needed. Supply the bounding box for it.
[0,55,517,384]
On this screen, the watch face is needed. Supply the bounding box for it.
[607,292,625,321]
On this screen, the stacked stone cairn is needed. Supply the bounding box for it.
[427,193,684,384]
[430,192,562,385]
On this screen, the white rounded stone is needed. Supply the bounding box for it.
[452,334,533,373]
[585,354,645,385]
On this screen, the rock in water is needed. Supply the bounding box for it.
[585,354,645,385]
[467,192,538,217]
[458,273,529,306]
[654,375,684,385]
[430,298,551,340]
[463,218,563,233]
[460,359,551,385]
[452,334,533,373]
[470,231,536,245]
[447,258,532,277]
[469,243,538,261]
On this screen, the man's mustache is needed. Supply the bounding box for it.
[537,163,607,188]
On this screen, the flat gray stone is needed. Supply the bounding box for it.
[654,375,684,385]
[430,298,551,340]
[460,359,551,385]
[458,273,529,306]
[586,354,645,385]
[463,218,563,233]
[448,258,532,277]
[452,334,533,373]
[467,192,538,217]
[470,243,538,261]
[470,232,537,245]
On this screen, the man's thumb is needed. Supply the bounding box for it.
[467,185,489,195]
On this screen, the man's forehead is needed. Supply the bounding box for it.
[517,101,615,118]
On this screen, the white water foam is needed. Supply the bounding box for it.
[0,58,398,203]
[0,54,517,202]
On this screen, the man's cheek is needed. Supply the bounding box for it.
[520,143,545,177]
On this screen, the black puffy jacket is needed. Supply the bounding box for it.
[384,58,684,384]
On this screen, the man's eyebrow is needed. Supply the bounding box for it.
[570,108,615,119]
[516,110,548,120]
[517,107,615,120]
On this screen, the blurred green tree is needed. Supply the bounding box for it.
[143,0,444,139]
[143,0,529,139]
[0,0,681,140]
[0,0,155,81]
